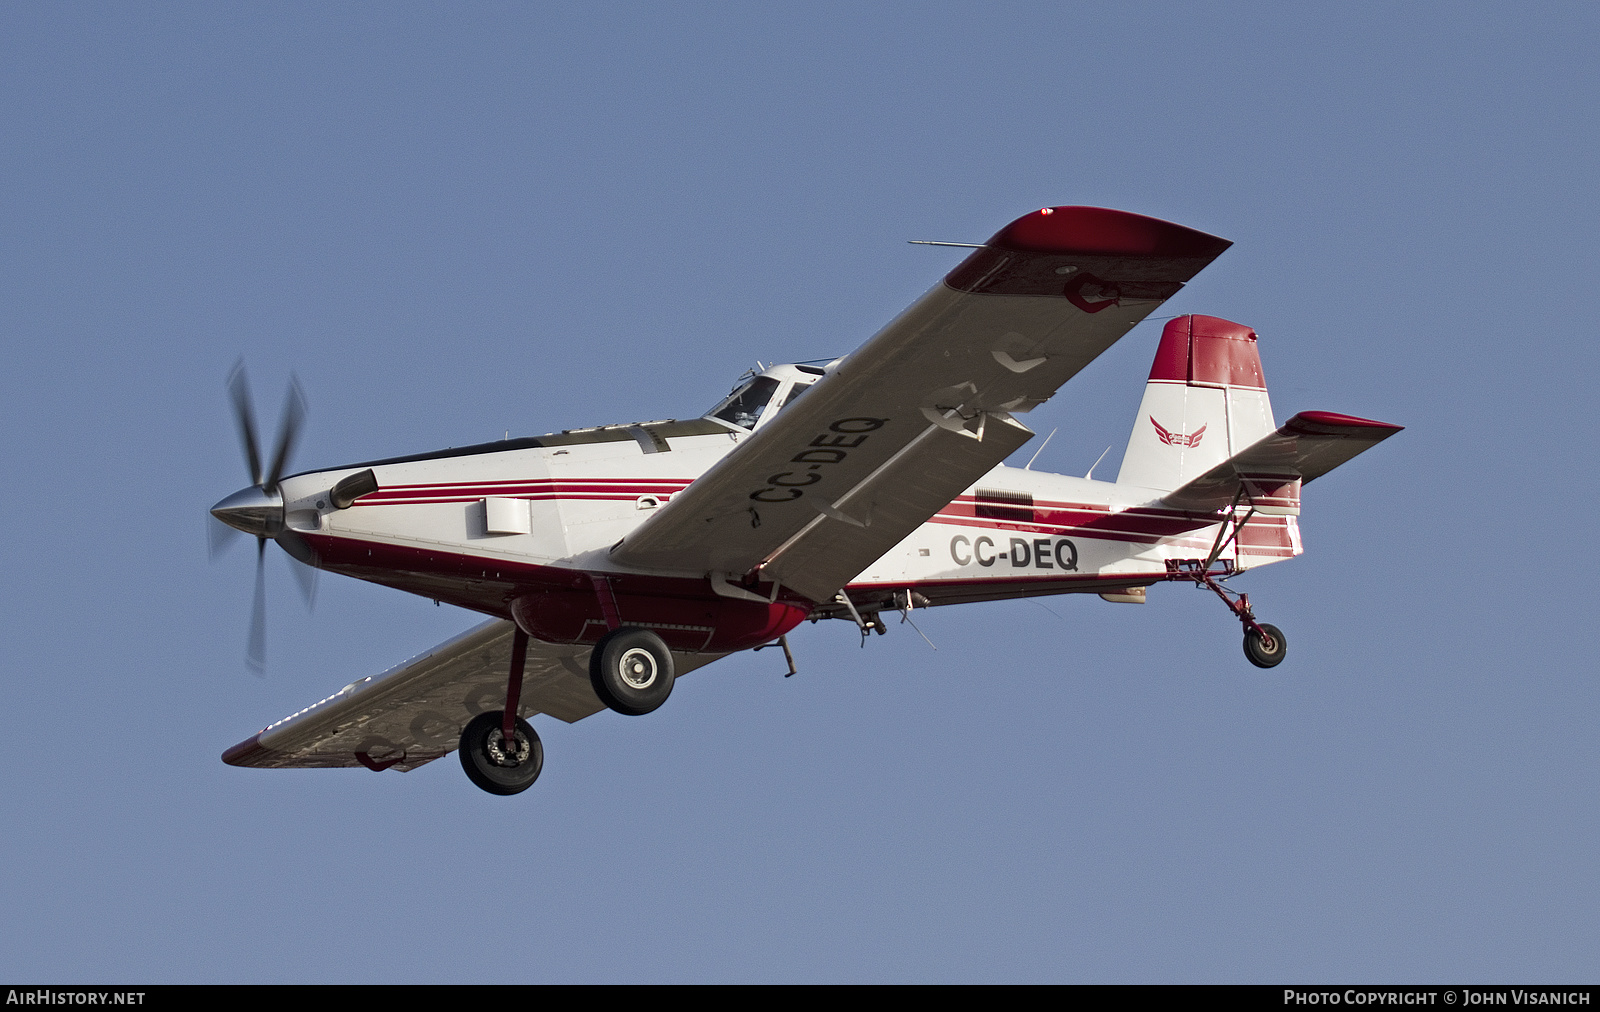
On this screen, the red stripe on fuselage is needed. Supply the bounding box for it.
[362,478,689,497]
[365,493,675,506]
[937,494,1294,547]
[357,478,694,506]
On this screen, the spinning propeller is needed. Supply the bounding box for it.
[209,361,317,673]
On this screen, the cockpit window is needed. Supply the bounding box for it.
[779,382,812,410]
[711,376,780,430]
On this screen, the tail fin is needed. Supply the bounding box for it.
[1115,315,1277,491]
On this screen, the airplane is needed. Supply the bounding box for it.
[210,205,1401,796]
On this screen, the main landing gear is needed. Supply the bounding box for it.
[459,710,544,795]
[590,626,676,715]
[459,624,545,795]
[458,625,678,796]
[1166,560,1289,669]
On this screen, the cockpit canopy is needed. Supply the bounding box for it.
[704,363,830,432]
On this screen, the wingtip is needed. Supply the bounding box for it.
[221,732,268,767]
[986,206,1232,259]
[1285,411,1404,437]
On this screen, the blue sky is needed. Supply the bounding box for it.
[3,2,1597,982]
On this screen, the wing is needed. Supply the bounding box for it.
[612,206,1232,602]
[222,620,726,770]
[1159,411,1404,516]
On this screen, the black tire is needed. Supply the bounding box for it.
[458,710,543,795]
[1243,623,1287,669]
[590,626,675,715]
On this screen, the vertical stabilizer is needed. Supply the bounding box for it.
[1116,315,1276,491]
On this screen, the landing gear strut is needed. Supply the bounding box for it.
[458,625,544,795]
[1166,560,1288,669]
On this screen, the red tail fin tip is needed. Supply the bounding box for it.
[1148,315,1266,389]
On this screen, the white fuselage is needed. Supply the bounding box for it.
[280,410,1299,628]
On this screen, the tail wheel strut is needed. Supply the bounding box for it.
[1166,560,1288,669]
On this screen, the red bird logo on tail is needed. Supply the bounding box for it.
[1151,417,1206,447]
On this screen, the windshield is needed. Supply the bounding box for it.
[711,376,780,430]
[780,382,811,410]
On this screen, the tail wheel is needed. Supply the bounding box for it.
[1243,623,1287,669]
[458,710,543,795]
[590,627,675,715]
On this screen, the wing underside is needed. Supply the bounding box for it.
[223,620,724,771]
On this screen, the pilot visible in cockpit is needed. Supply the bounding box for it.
[705,364,825,432]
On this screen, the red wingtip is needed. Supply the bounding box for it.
[222,733,268,767]
[1286,411,1405,436]
[987,206,1231,258]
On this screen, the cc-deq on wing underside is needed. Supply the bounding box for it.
[611,207,1232,603]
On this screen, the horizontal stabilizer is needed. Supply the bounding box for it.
[1159,411,1402,516]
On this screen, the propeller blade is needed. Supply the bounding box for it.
[207,514,243,561]
[285,548,319,612]
[276,530,321,612]
[227,360,264,488]
[247,536,267,676]
[264,374,307,494]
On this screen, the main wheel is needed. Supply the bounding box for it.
[590,626,675,715]
[458,710,544,795]
[1243,623,1287,668]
